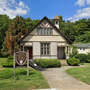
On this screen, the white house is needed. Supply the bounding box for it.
[74,44,90,54]
[19,16,72,60]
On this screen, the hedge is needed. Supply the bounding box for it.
[87,53,90,60]
[2,56,13,67]
[75,54,87,63]
[34,59,61,68]
[67,57,80,66]
[87,60,90,63]
[87,53,90,63]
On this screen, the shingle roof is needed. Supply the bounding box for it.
[73,43,90,48]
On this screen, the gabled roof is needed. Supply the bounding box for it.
[19,16,72,44]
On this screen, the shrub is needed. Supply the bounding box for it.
[2,56,13,67]
[75,54,87,63]
[87,53,90,60]
[34,59,61,68]
[70,47,78,58]
[0,51,9,57]
[67,57,80,66]
[87,60,90,63]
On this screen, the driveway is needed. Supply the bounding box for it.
[42,66,90,90]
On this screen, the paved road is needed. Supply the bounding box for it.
[42,66,90,90]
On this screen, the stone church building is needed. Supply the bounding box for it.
[20,16,72,59]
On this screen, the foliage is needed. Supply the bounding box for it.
[75,54,87,63]
[0,68,49,89]
[34,59,61,68]
[5,16,26,55]
[70,46,78,58]
[59,17,90,43]
[67,57,80,66]
[0,58,7,66]
[0,15,11,54]
[4,16,40,55]
[0,51,9,57]
[61,21,76,41]
[87,60,90,63]
[5,32,17,55]
[1,56,13,67]
[86,53,90,63]
[0,40,9,57]
[75,31,90,43]
[87,53,90,60]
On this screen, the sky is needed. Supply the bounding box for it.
[0,0,90,22]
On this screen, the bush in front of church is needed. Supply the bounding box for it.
[34,59,61,68]
[67,57,80,66]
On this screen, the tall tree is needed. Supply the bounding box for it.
[0,15,11,50]
[5,16,26,55]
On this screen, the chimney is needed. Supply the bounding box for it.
[54,15,59,29]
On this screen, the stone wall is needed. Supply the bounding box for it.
[33,42,57,59]
[33,42,40,59]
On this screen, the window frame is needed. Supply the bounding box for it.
[40,42,50,56]
[37,28,52,36]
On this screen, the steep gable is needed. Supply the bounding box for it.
[19,17,72,44]
[30,19,53,35]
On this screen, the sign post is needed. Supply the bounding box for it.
[13,52,16,78]
[27,50,29,76]
[14,51,29,77]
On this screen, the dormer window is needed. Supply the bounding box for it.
[37,28,52,35]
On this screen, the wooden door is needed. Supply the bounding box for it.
[57,47,65,59]
[29,47,33,59]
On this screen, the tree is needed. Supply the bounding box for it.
[60,21,76,41]
[75,31,90,43]
[0,15,11,50]
[75,22,88,35]
[59,16,65,30]
[5,32,16,55]
[5,16,26,55]
[5,16,38,55]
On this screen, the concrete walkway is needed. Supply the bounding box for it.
[42,66,90,90]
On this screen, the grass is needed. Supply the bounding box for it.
[66,64,90,85]
[83,63,90,67]
[0,68,49,90]
[0,58,49,90]
[0,58,7,67]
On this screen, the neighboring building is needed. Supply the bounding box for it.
[19,16,72,59]
[74,43,90,54]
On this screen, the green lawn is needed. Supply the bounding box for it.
[0,68,49,90]
[0,58,7,67]
[83,63,90,67]
[66,64,90,85]
[0,58,49,90]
